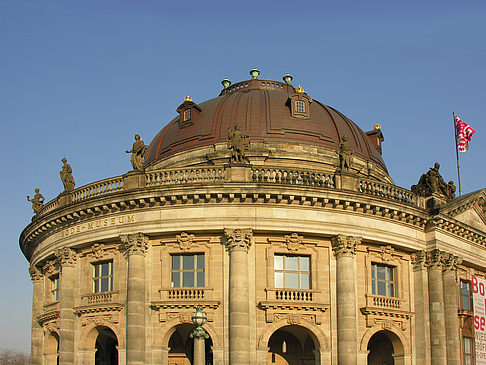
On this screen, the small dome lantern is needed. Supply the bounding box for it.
[283,73,293,85]
[250,68,260,79]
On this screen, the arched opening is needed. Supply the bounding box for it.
[94,327,118,365]
[267,325,317,365]
[44,332,59,365]
[367,330,396,365]
[167,323,213,365]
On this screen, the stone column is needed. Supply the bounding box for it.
[121,233,149,365]
[331,235,361,365]
[411,250,431,364]
[29,265,44,365]
[224,228,253,365]
[426,249,447,365]
[56,247,77,365]
[442,252,462,365]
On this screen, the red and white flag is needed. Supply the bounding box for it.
[455,115,476,152]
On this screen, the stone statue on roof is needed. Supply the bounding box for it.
[126,134,147,171]
[228,125,249,164]
[411,162,456,200]
[27,188,45,214]
[336,135,353,171]
[60,158,75,192]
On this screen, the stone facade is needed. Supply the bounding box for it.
[20,75,486,364]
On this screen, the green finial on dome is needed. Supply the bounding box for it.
[221,78,231,89]
[283,73,293,85]
[250,68,260,79]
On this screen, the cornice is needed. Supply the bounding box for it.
[21,184,430,262]
[427,215,486,246]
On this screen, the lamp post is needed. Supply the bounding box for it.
[191,305,208,365]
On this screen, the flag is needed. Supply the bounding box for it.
[455,115,476,152]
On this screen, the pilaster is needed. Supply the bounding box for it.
[55,247,77,365]
[121,232,149,365]
[411,250,431,364]
[442,252,462,365]
[224,228,252,365]
[331,234,361,365]
[29,265,44,365]
[426,249,447,365]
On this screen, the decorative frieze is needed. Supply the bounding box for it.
[331,235,361,258]
[121,232,149,255]
[55,247,77,267]
[90,243,106,260]
[224,228,253,253]
[42,260,59,276]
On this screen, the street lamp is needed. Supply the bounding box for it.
[190,305,209,365]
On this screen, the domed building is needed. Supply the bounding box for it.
[21,70,486,365]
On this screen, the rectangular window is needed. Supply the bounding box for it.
[171,254,205,288]
[371,263,395,297]
[295,101,305,113]
[93,261,113,293]
[274,255,310,289]
[183,109,192,122]
[460,280,473,311]
[463,337,474,365]
[50,275,59,301]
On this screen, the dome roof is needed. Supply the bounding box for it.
[145,78,387,174]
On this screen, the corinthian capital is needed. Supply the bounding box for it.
[55,247,77,267]
[224,228,253,253]
[441,252,462,272]
[121,232,149,255]
[331,235,361,258]
[411,250,427,271]
[426,249,443,270]
[28,265,43,282]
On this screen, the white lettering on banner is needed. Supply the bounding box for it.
[473,275,486,364]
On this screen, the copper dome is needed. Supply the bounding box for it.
[145,78,387,174]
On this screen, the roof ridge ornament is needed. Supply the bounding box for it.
[184,95,192,102]
[295,85,304,93]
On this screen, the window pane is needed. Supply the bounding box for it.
[94,265,99,277]
[171,272,180,288]
[372,281,376,295]
[182,271,194,287]
[183,255,194,269]
[286,256,298,271]
[387,267,393,280]
[197,271,205,287]
[286,272,299,289]
[101,278,108,292]
[388,283,394,297]
[95,280,99,293]
[377,281,386,296]
[377,266,386,280]
[274,255,283,270]
[197,254,204,269]
[101,262,109,276]
[172,256,180,270]
[275,272,283,288]
[300,256,309,271]
[301,273,310,289]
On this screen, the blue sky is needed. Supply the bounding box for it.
[1,0,485,352]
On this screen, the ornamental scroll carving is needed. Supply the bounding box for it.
[176,232,196,252]
[121,232,149,256]
[42,260,59,276]
[331,235,361,258]
[284,233,304,252]
[55,247,77,267]
[29,266,43,282]
[224,228,253,253]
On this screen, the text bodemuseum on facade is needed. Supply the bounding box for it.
[20,70,486,365]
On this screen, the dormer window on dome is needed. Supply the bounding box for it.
[287,86,312,119]
[176,96,201,128]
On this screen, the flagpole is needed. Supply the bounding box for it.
[453,112,462,196]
